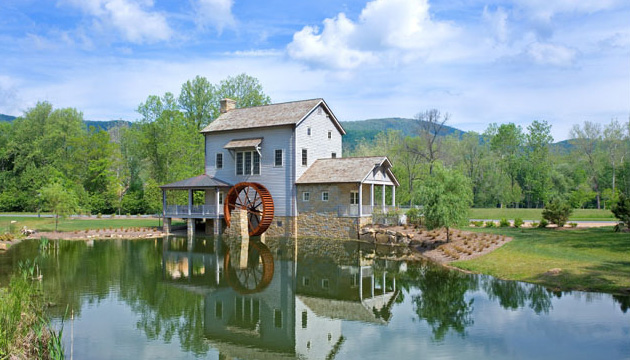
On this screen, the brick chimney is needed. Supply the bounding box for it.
[220,98,237,114]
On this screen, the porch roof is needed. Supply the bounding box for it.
[160,174,231,189]
[296,156,400,186]
[223,137,263,149]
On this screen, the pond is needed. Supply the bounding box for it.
[1,236,629,359]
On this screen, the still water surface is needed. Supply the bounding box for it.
[0,236,628,359]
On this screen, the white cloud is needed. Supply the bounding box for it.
[483,6,509,43]
[287,0,457,70]
[514,0,621,21]
[60,0,172,43]
[193,0,236,34]
[526,42,576,66]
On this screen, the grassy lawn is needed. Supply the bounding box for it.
[0,216,178,233]
[453,227,630,295]
[469,208,615,221]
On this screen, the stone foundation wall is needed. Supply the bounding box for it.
[224,211,372,240]
[264,216,298,238]
[297,213,362,240]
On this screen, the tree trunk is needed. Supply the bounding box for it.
[55,213,59,232]
[446,227,450,242]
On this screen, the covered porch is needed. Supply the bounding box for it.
[160,174,231,236]
[337,182,397,217]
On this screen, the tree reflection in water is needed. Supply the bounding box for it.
[412,265,478,341]
[483,277,553,315]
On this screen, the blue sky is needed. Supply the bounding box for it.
[1,0,629,140]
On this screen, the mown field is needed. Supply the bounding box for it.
[0,215,178,234]
[469,208,615,221]
[453,227,630,295]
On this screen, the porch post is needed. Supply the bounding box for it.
[358,183,363,217]
[188,189,193,216]
[392,186,396,207]
[370,184,374,215]
[162,189,166,217]
[382,184,386,212]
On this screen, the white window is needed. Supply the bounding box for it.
[218,192,224,205]
[307,127,312,136]
[303,277,310,286]
[328,130,332,139]
[235,151,260,175]
[350,191,359,205]
[274,149,283,167]
[302,149,308,166]
[216,153,223,169]
[322,191,329,201]
[303,192,310,201]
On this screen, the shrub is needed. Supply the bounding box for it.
[513,218,524,228]
[611,193,630,232]
[406,208,420,225]
[542,198,573,227]
[538,219,549,228]
[470,220,484,227]
[568,222,578,228]
[531,221,539,228]
[97,213,102,219]
[499,218,510,227]
[485,220,495,228]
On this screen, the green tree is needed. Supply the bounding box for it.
[178,75,216,130]
[214,73,271,118]
[523,120,553,207]
[489,123,524,207]
[40,182,77,231]
[418,165,472,242]
[542,198,573,227]
[570,122,604,209]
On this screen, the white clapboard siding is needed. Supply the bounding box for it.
[295,105,343,181]
[205,125,295,217]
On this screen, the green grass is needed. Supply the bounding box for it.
[0,216,174,234]
[453,227,630,294]
[469,208,615,221]
[0,271,64,359]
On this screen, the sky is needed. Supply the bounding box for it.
[1,0,629,141]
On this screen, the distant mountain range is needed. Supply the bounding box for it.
[0,112,572,152]
[340,117,465,151]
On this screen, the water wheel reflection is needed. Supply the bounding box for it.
[224,240,274,294]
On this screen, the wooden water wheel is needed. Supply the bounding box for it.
[224,182,274,236]
[224,240,274,294]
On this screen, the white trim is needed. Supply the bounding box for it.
[322,191,329,201]
[302,192,310,202]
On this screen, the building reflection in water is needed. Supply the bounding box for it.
[161,236,401,359]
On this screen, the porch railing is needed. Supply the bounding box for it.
[336,205,398,217]
[165,205,223,217]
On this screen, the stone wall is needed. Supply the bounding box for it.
[264,216,298,238]
[296,183,358,214]
[297,212,360,240]
[224,209,248,240]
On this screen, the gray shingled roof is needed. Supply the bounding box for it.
[296,156,397,184]
[200,98,346,134]
[160,174,231,189]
